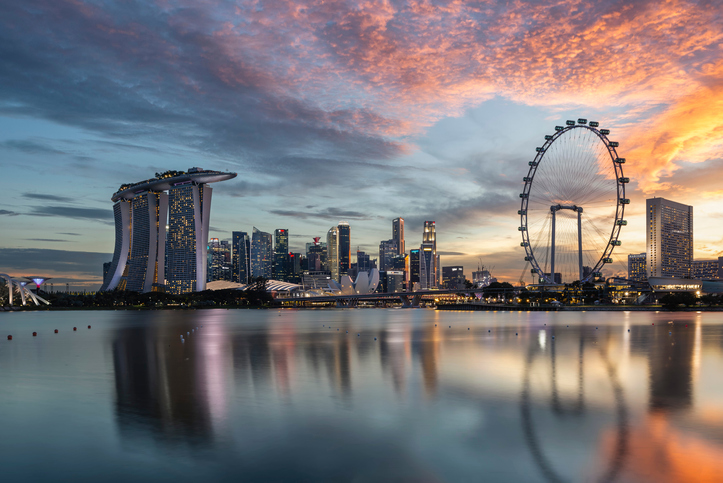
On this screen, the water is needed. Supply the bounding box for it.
[1,308,722,482]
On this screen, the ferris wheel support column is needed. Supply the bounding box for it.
[578,208,583,283]
[550,206,557,284]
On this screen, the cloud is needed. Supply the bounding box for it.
[0,209,19,216]
[0,139,66,155]
[437,251,466,256]
[26,238,68,242]
[269,208,379,221]
[0,248,111,282]
[28,206,113,222]
[58,232,82,236]
[23,193,74,203]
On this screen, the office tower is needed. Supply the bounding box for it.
[420,243,436,289]
[102,168,236,293]
[207,238,231,282]
[327,226,340,282]
[436,254,441,286]
[692,259,719,279]
[274,229,289,281]
[126,191,168,292]
[392,218,405,255]
[628,253,647,282]
[442,266,465,289]
[251,227,273,279]
[378,239,398,271]
[646,198,693,278]
[383,271,405,293]
[338,222,351,277]
[232,231,250,284]
[356,251,373,272]
[288,253,302,283]
[307,238,327,272]
[410,249,420,288]
[423,221,437,286]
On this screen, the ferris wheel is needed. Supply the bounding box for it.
[519,119,628,284]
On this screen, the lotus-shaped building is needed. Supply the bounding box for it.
[328,269,380,295]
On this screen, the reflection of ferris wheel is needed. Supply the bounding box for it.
[519,119,628,284]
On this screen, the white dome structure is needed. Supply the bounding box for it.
[329,269,380,295]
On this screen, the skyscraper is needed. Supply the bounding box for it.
[274,229,289,281]
[392,218,405,255]
[409,249,420,289]
[327,226,340,282]
[422,221,437,288]
[378,239,398,271]
[102,168,236,293]
[251,227,273,279]
[232,231,250,284]
[646,198,693,279]
[166,183,212,294]
[628,253,647,282]
[207,238,231,282]
[306,238,327,272]
[338,222,351,277]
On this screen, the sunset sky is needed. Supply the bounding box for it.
[1,0,722,288]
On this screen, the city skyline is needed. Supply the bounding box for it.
[2,1,723,289]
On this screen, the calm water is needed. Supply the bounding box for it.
[1,308,722,482]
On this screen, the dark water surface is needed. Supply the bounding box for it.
[1,308,722,482]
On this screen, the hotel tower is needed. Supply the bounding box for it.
[101,168,236,294]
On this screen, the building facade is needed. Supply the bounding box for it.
[647,198,693,279]
[378,239,398,272]
[628,253,647,282]
[274,229,289,281]
[251,227,274,279]
[392,218,405,255]
[442,266,465,289]
[409,249,420,289]
[338,222,351,277]
[692,259,720,280]
[232,231,250,284]
[327,226,340,282]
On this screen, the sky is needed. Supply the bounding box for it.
[1,0,722,290]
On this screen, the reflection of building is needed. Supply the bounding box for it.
[647,197,693,279]
[648,322,696,410]
[251,227,273,279]
[232,231,250,284]
[692,259,720,280]
[628,253,647,282]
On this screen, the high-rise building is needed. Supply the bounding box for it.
[207,238,231,282]
[274,229,289,281]
[628,253,647,282]
[442,266,465,289]
[356,251,374,272]
[378,239,398,271]
[338,222,351,277]
[422,221,438,287]
[327,226,340,282]
[102,262,112,287]
[251,227,273,279]
[383,271,405,293]
[102,168,236,293]
[692,259,720,280]
[126,191,168,293]
[232,231,250,284]
[306,238,327,272]
[392,218,405,255]
[288,253,302,283]
[646,198,693,279]
[409,249,420,289]
[420,243,436,289]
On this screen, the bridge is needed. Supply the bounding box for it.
[277,288,489,308]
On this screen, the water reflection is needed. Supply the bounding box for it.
[98,310,723,481]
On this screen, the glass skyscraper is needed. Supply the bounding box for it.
[327,226,340,282]
[422,221,437,288]
[126,191,168,292]
[392,218,405,255]
[646,198,693,278]
[338,222,351,277]
[274,229,289,281]
[378,239,398,271]
[232,231,250,284]
[409,249,420,288]
[251,227,273,279]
